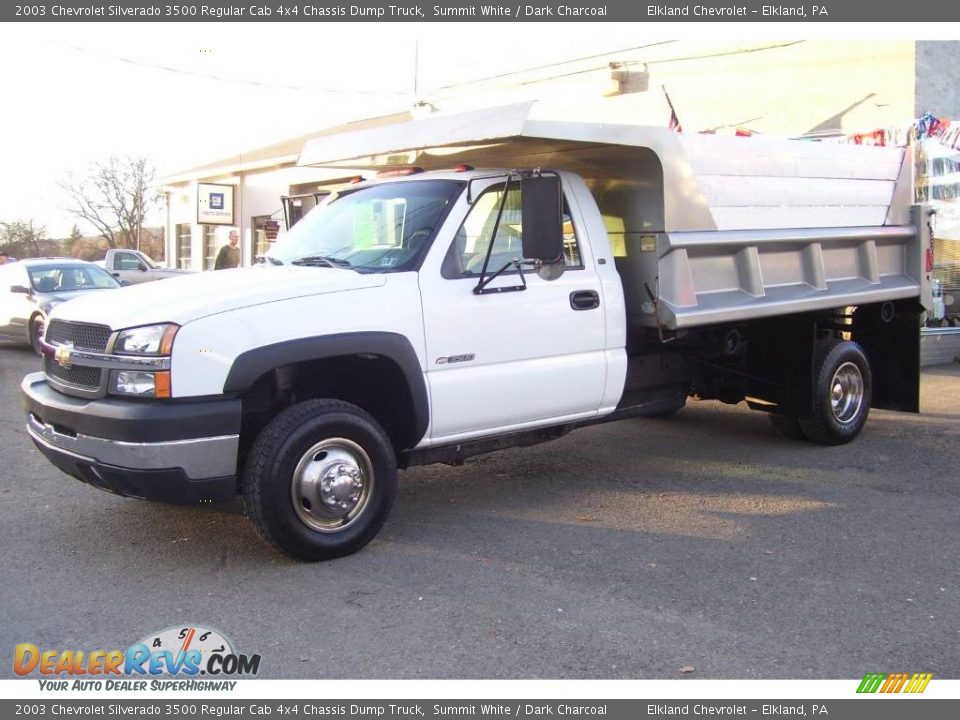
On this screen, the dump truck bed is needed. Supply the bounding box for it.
[298,102,928,330]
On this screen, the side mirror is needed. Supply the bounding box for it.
[10,284,30,294]
[520,175,564,263]
[138,263,147,272]
[119,280,132,287]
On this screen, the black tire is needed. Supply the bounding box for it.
[797,340,872,446]
[29,315,44,355]
[242,399,397,561]
[768,413,807,441]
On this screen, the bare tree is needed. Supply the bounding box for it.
[0,219,52,258]
[59,157,161,250]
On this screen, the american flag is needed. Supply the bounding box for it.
[663,87,682,133]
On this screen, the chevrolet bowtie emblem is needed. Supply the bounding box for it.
[54,343,74,369]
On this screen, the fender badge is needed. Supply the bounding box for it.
[54,343,74,369]
[436,354,475,365]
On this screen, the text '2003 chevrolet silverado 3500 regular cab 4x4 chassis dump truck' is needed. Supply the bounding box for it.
[22,104,934,560]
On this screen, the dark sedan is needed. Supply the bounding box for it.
[0,258,121,352]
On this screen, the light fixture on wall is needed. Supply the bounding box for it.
[604,62,650,97]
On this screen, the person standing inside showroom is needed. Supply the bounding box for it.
[215,230,241,270]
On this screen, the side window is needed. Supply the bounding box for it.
[442,182,582,279]
[115,252,141,271]
[59,269,82,291]
[30,269,61,292]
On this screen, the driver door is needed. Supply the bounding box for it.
[418,178,608,442]
[111,251,144,284]
[0,264,32,339]
[0,266,15,337]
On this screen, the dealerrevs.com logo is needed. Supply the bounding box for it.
[14,625,261,691]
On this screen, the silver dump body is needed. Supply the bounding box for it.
[299,102,928,330]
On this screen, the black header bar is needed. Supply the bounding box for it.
[5,1,960,23]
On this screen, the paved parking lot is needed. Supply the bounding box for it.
[2,342,959,679]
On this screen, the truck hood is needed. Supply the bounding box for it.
[47,266,387,329]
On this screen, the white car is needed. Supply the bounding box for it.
[0,258,121,352]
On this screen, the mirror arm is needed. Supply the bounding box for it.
[475,258,527,295]
[473,175,513,296]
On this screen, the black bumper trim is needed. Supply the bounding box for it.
[21,373,241,443]
[31,435,236,504]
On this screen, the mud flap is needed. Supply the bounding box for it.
[852,299,922,413]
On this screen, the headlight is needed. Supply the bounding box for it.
[114,324,178,355]
[112,371,156,395]
[109,324,177,398]
[109,370,172,398]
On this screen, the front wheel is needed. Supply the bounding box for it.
[242,399,397,561]
[29,315,45,355]
[797,340,872,445]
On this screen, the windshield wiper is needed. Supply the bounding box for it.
[290,255,352,268]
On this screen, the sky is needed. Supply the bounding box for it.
[0,21,950,238]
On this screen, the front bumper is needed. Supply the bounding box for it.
[22,373,241,504]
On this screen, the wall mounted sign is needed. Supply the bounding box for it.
[197,183,235,225]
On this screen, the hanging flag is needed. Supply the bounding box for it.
[663,86,682,133]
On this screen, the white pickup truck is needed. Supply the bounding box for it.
[99,248,192,285]
[22,105,933,561]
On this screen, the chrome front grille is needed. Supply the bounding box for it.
[45,320,111,352]
[43,320,112,395]
[44,357,103,391]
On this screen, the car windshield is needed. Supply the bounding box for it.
[29,265,120,292]
[266,180,463,272]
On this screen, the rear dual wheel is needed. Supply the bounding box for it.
[769,340,872,445]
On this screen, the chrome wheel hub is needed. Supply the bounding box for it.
[320,465,363,511]
[291,438,373,533]
[829,362,864,425]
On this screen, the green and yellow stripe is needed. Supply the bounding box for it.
[857,672,932,694]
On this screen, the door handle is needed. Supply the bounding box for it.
[112,272,120,277]
[570,290,600,311]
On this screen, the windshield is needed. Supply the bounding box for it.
[29,265,120,292]
[266,179,463,272]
